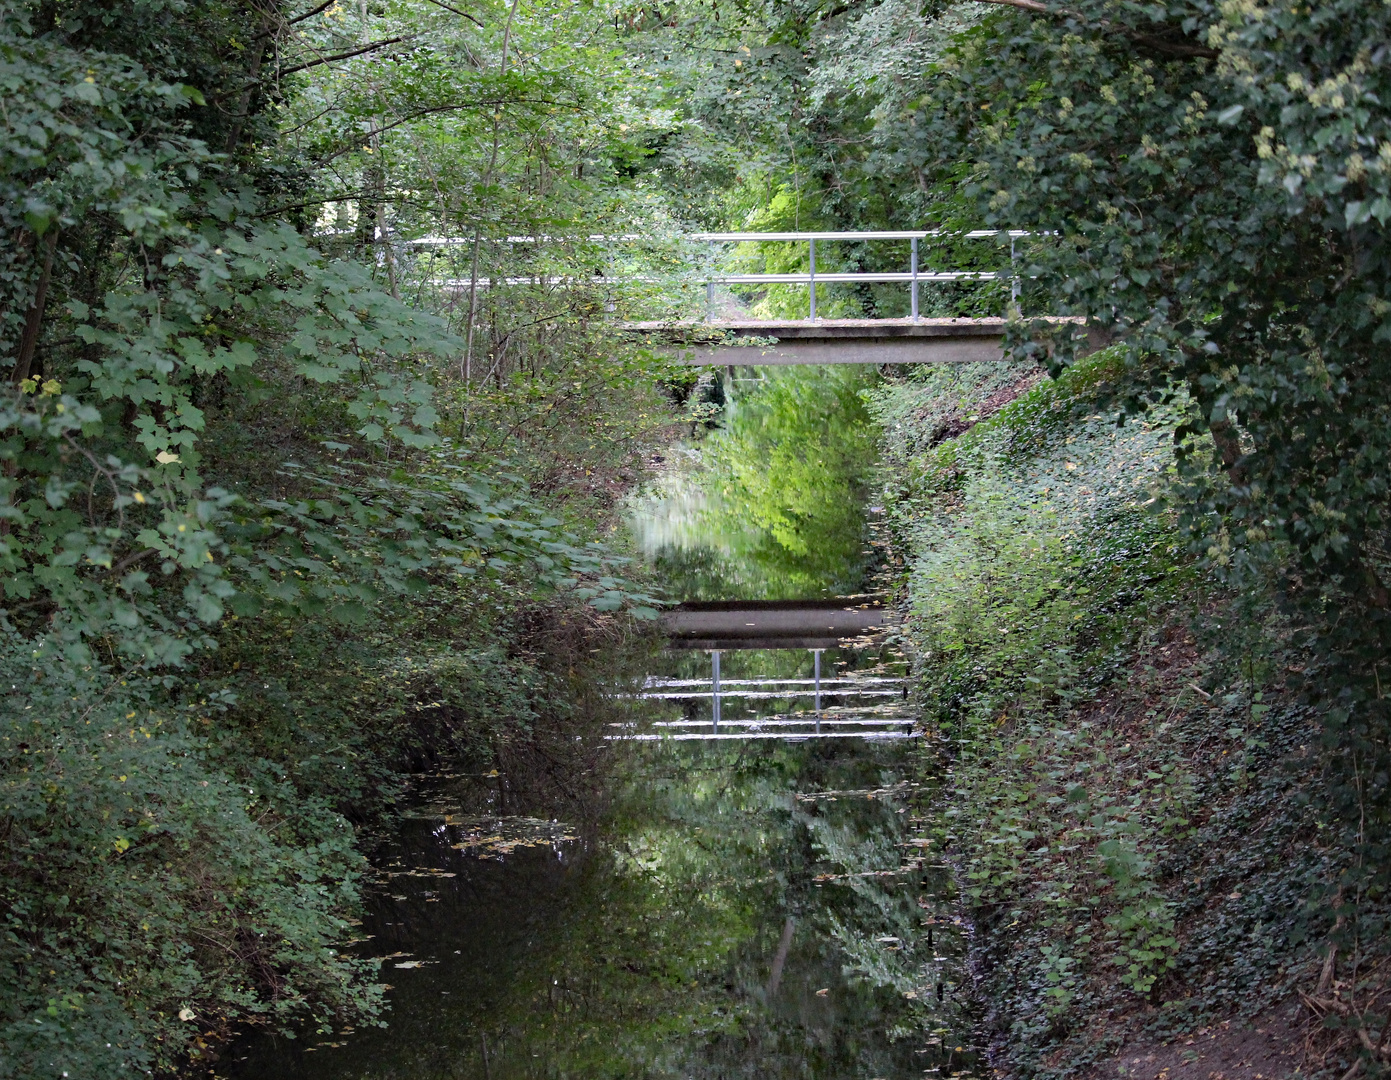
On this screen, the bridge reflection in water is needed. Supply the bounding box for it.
[611,599,917,742]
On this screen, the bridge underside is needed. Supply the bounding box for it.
[625,318,1007,365]
[660,599,887,650]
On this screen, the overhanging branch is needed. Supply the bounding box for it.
[278,36,407,77]
[418,0,486,28]
[313,99,585,164]
[252,0,337,39]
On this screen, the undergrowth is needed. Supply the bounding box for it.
[870,352,1379,1078]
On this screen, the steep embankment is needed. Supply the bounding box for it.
[870,356,1364,1079]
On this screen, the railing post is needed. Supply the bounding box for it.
[911,237,920,321]
[1010,234,1020,313]
[808,237,817,321]
[711,650,721,733]
[706,240,716,322]
[813,648,822,734]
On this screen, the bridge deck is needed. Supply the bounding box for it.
[624,317,1008,365]
[607,715,919,741]
[660,599,888,650]
[608,730,917,741]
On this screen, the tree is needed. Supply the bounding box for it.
[0,2,666,1073]
[905,0,1391,892]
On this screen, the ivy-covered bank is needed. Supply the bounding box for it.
[872,355,1378,1079]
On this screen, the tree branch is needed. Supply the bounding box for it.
[975,0,1056,14]
[278,37,406,78]
[418,0,485,29]
[98,547,158,581]
[284,0,337,28]
[13,229,58,386]
[313,99,579,165]
[227,9,275,154]
[252,0,336,39]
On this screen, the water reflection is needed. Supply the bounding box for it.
[631,365,880,601]
[224,364,978,1080]
[227,743,972,1080]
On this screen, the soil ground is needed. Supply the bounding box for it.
[1092,1001,1309,1080]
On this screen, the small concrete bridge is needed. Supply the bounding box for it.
[626,317,1010,366]
[624,230,1036,366]
[659,599,887,651]
[608,598,915,741]
[410,228,1070,366]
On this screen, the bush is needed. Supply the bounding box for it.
[0,640,381,1078]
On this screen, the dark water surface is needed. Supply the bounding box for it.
[228,740,972,1080]
[225,367,974,1079]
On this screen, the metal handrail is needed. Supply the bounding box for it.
[401,230,1028,244]
[399,228,1030,320]
[710,271,1004,284]
[691,230,1029,241]
[695,229,1024,321]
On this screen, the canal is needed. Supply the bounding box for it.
[225,365,976,1079]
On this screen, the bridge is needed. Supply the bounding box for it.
[626,317,1012,366]
[659,599,887,650]
[602,599,915,741]
[411,227,1075,366]
[612,671,915,741]
[622,230,1041,366]
[621,231,1022,738]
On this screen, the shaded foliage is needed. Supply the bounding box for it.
[872,355,1360,1077]
[0,0,675,1074]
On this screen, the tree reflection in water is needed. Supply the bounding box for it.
[229,740,975,1080]
[229,364,978,1080]
[632,364,880,602]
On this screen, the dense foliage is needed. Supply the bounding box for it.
[904,0,1391,906]
[871,356,1356,1075]
[0,1,676,1074]
[8,0,1391,1073]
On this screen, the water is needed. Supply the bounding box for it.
[631,364,879,602]
[224,367,976,1079]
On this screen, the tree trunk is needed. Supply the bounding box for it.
[12,229,58,386]
[225,8,277,156]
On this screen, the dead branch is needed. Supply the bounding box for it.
[252,0,336,39]
[419,0,486,28]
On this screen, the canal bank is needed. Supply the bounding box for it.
[869,353,1342,1079]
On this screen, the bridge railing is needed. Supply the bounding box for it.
[394,229,1029,321]
[691,230,1029,321]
